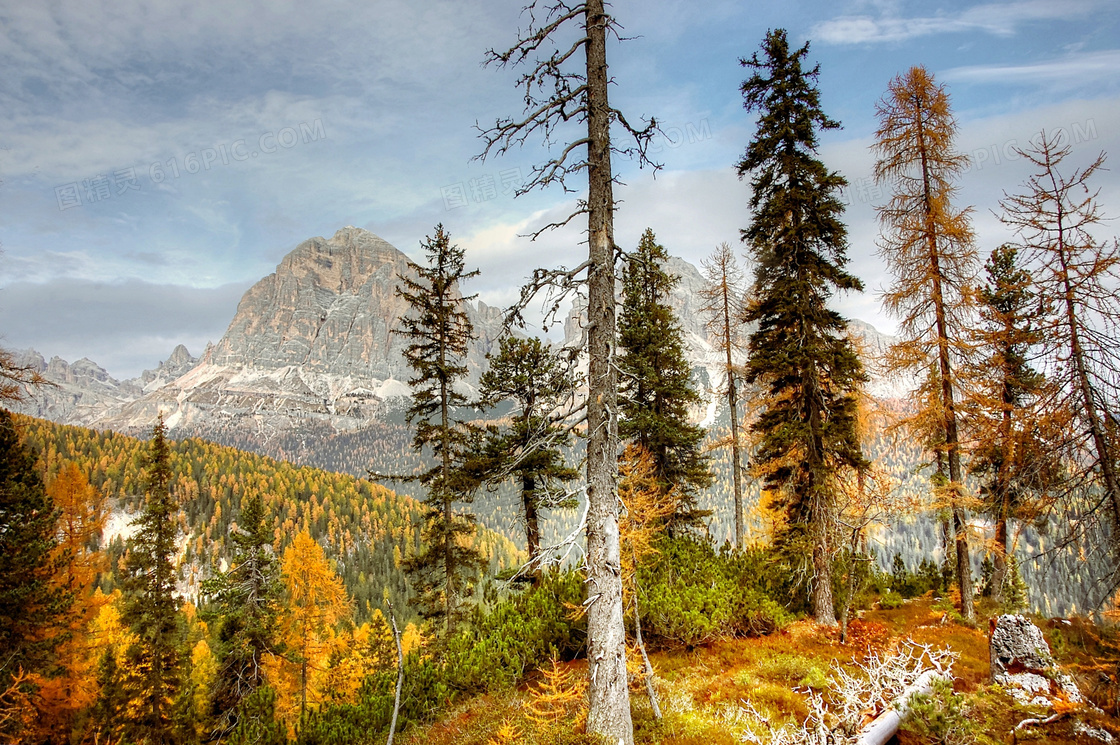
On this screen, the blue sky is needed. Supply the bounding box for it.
[1,0,1118,378]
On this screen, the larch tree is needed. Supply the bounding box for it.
[40,462,108,739]
[738,29,867,626]
[616,444,675,720]
[478,1,658,739]
[698,242,749,547]
[395,224,485,632]
[277,530,350,723]
[619,228,712,531]
[873,65,978,621]
[999,132,1120,573]
[474,336,579,571]
[121,414,183,744]
[966,244,1061,603]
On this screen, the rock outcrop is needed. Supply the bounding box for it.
[990,614,1082,707]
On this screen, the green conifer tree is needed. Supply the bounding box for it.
[967,244,1061,603]
[0,409,67,740]
[737,29,867,626]
[202,492,283,737]
[396,224,485,632]
[618,228,712,529]
[474,336,579,570]
[121,414,183,744]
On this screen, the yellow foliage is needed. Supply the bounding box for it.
[272,530,353,728]
[486,718,522,745]
[401,622,424,656]
[618,444,677,590]
[526,654,586,726]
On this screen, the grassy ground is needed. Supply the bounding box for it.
[399,596,1120,745]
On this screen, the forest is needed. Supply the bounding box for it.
[3,8,1120,745]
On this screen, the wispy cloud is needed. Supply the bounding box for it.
[812,0,1097,44]
[942,50,1120,86]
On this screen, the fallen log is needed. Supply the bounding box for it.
[855,669,948,745]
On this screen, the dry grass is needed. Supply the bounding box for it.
[401,598,1120,745]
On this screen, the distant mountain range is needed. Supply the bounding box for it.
[13,225,900,451]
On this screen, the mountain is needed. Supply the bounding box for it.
[12,342,202,427]
[94,227,506,437]
[12,225,898,460]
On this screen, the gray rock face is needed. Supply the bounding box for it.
[990,614,1082,707]
[101,227,505,435]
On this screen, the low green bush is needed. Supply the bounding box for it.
[638,536,791,648]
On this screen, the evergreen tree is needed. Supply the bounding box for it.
[618,228,712,529]
[966,245,1060,603]
[396,224,485,631]
[474,336,579,570]
[0,409,67,740]
[202,492,283,737]
[873,65,979,621]
[121,414,183,744]
[737,29,867,626]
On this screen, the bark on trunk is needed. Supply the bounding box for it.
[916,98,974,622]
[583,1,633,741]
[523,474,541,573]
[386,603,404,745]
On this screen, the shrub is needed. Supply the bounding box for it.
[638,537,791,648]
[879,590,904,610]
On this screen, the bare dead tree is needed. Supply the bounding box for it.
[698,242,748,547]
[1001,131,1120,585]
[477,2,658,739]
[385,600,404,745]
[478,2,658,740]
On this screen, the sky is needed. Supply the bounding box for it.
[1,0,1119,379]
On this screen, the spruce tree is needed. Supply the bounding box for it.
[737,29,867,625]
[474,336,579,569]
[618,228,712,530]
[202,492,282,737]
[396,224,485,632]
[0,410,67,740]
[121,414,183,744]
[966,245,1060,603]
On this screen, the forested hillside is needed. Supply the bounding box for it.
[14,413,521,624]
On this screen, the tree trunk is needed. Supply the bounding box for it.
[722,286,745,547]
[523,474,541,568]
[811,498,837,626]
[632,587,662,719]
[916,99,974,622]
[992,514,1009,603]
[386,602,404,745]
[583,1,633,741]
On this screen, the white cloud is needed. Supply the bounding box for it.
[943,49,1120,86]
[812,0,1097,44]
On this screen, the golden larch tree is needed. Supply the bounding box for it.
[873,65,978,621]
[275,530,351,725]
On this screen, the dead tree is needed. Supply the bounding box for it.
[698,242,749,547]
[478,2,657,742]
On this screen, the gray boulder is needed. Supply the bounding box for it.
[990,614,1081,707]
